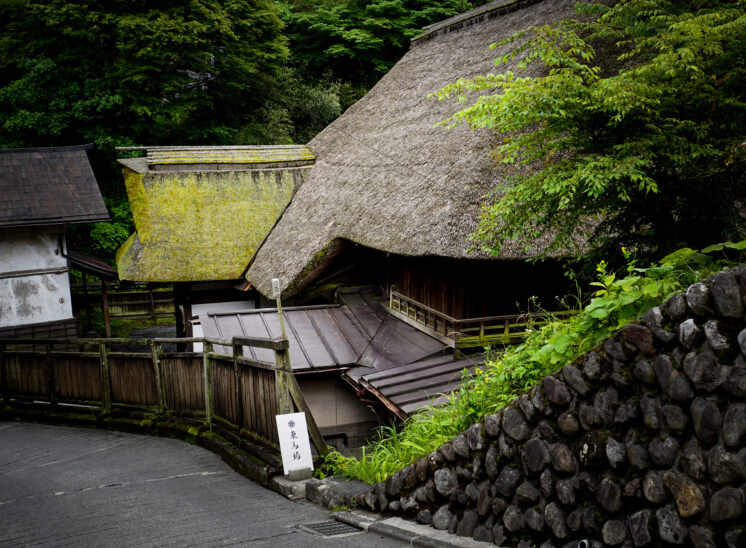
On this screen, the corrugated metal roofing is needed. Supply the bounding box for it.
[199,291,482,416]
[199,304,377,372]
[356,353,481,415]
[0,144,110,228]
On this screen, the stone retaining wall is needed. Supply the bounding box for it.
[359,267,746,547]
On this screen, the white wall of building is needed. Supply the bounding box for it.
[0,227,73,328]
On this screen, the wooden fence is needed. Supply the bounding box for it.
[389,290,575,349]
[0,335,326,465]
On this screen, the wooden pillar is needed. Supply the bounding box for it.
[149,288,156,320]
[202,341,213,428]
[82,272,92,332]
[233,342,244,432]
[150,340,165,414]
[46,343,56,410]
[99,342,111,414]
[273,344,293,415]
[286,372,328,457]
[0,342,7,406]
[101,283,111,338]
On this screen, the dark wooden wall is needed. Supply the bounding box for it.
[303,241,570,319]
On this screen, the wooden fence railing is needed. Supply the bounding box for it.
[389,290,575,349]
[0,335,326,466]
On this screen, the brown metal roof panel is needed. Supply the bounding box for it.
[365,359,473,391]
[308,308,362,364]
[284,309,335,368]
[211,314,246,354]
[361,353,468,382]
[357,316,445,371]
[329,307,373,355]
[389,380,463,406]
[235,314,276,363]
[338,293,385,337]
[66,249,118,280]
[377,368,469,398]
[400,394,452,415]
[259,311,312,371]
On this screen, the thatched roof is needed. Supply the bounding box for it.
[246,0,585,298]
[116,146,313,283]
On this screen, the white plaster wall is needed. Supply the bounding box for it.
[0,227,73,327]
[0,228,67,272]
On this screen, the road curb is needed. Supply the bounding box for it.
[331,510,493,547]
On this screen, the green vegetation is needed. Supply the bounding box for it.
[0,0,485,264]
[321,241,746,483]
[282,0,481,109]
[434,0,746,265]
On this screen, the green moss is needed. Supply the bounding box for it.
[118,167,302,282]
[288,239,339,294]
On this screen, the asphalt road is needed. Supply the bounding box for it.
[0,422,405,547]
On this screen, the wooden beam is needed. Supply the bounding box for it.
[233,343,245,430]
[203,340,213,428]
[99,342,111,414]
[150,340,165,414]
[101,283,111,338]
[273,346,293,415]
[286,373,328,457]
[0,343,7,406]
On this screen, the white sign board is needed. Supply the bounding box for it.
[271,278,281,299]
[275,412,314,475]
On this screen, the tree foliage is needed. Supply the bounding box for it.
[0,0,291,150]
[283,0,478,107]
[435,0,746,263]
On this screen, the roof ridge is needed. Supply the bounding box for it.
[0,143,94,154]
[410,0,544,47]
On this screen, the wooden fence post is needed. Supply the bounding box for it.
[273,343,293,415]
[149,289,156,320]
[46,342,56,410]
[99,342,111,414]
[0,342,7,406]
[233,341,245,433]
[102,283,111,338]
[203,340,213,429]
[150,340,165,414]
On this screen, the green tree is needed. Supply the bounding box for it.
[0,0,290,264]
[283,0,478,108]
[435,0,746,263]
[0,0,289,150]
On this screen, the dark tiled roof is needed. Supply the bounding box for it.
[0,144,110,227]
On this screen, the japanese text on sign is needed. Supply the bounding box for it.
[275,412,313,475]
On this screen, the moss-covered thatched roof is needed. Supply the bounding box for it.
[245,0,584,299]
[116,146,313,283]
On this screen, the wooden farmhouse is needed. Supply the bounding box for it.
[115,145,315,338]
[199,0,579,446]
[111,0,584,450]
[0,145,111,338]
